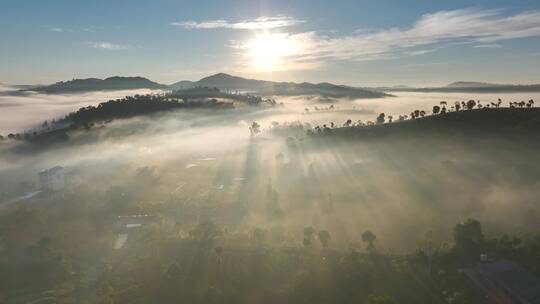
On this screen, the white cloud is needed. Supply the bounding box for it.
[230,9,540,71]
[86,41,129,50]
[83,26,104,33]
[407,49,437,56]
[314,9,540,60]
[473,44,503,48]
[171,16,303,30]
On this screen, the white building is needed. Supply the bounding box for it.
[39,166,65,191]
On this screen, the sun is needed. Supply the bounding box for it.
[245,32,299,71]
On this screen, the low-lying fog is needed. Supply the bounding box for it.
[1,84,538,134]
[1,88,540,252]
[0,85,164,134]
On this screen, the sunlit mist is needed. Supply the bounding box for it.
[245,32,300,71]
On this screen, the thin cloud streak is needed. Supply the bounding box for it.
[86,41,129,50]
[473,44,503,48]
[170,16,303,30]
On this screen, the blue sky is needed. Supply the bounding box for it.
[1,0,540,86]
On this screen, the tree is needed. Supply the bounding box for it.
[304,227,315,239]
[318,230,331,249]
[215,245,223,256]
[453,218,484,257]
[249,121,261,135]
[466,99,476,110]
[362,230,376,252]
[376,113,385,124]
[432,105,440,114]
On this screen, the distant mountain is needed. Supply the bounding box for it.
[377,81,540,93]
[27,73,389,98]
[446,81,502,88]
[28,76,165,93]
[182,73,390,98]
[195,73,269,90]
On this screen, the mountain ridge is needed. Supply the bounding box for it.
[28,76,165,93]
[28,73,391,99]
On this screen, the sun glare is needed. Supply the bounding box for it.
[245,32,299,71]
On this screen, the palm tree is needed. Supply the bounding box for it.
[362,230,377,253]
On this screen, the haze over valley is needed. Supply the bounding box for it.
[2,1,540,303]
